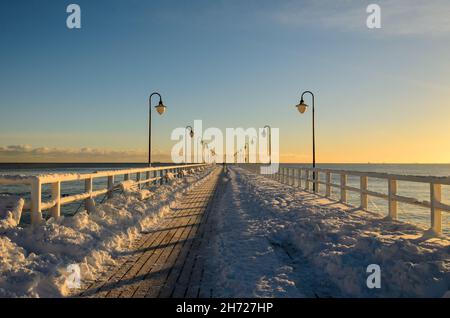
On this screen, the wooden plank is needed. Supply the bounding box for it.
[129,205,204,298]
[80,216,179,297]
[155,191,213,298]
[188,179,223,298]
[111,213,187,298]
[143,171,220,297]
[171,189,218,297]
[79,167,222,298]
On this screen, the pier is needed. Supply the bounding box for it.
[0,164,449,298]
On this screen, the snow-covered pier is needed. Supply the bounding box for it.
[0,165,449,297]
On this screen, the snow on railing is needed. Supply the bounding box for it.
[244,164,450,236]
[0,164,209,225]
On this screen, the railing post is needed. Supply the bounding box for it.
[388,178,398,220]
[326,172,331,197]
[305,170,310,191]
[30,178,42,225]
[146,171,151,187]
[51,181,61,219]
[107,176,114,198]
[136,172,141,190]
[430,183,442,235]
[297,169,302,188]
[360,176,368,210]
[85,177,94,212]
[315,170,320,193]
[340,173,347,203]
[124,173,130,181]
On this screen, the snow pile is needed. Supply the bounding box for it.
[205,167,450,298]
[0,167,213,298]
[0,195,24,226]
[119,180,139,193]
[165,172,176,181]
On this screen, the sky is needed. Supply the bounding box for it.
[0,0,450,163]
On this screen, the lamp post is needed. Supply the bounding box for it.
[262,125,272,164]
[148,92,166,166]
[185,126,194,164]
[197,138,205,163]
[244,143,250,163]
[295,90,316,192]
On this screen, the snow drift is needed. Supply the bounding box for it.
[204,167,450,298]
[0,167,213,298]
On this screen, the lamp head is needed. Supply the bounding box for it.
[296,99,308,114]
[190,129,194,138]
[155,100,167,115]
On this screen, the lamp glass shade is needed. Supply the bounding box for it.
[296,102,308,114]
[190,130,194,138]
[155,101,166,115]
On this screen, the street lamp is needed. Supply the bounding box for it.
[262,125,272,164]
[244,143,249,163]
[197,138,205,163]
[148,92,167,166]
[295,90,316,192]
[185,126,194,164]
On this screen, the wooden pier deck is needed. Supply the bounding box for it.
[79,167,223,298]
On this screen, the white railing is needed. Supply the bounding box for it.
[0,164,209,225]
[243,164,450,236]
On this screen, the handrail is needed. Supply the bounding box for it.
[0,163,209,225]
[242,164,449,236]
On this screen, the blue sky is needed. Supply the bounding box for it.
[1,0,450,162]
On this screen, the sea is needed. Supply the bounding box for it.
[1,163,449,234]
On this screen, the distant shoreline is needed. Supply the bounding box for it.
[0,162,449,170]
[0,163,169,170]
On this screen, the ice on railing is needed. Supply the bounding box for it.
[165,172,176,181]
[119,180,139,193]
[0,195,24,226]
